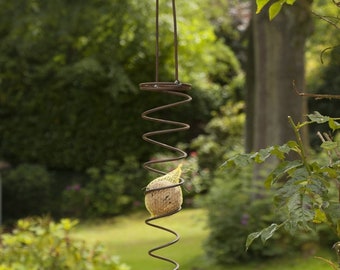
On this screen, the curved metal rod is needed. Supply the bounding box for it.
[145,208,183,270]
[141,82,191,269]
[141,85,192,175]
[142,0,190,268]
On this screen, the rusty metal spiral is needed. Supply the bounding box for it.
[140,0,192,269]
[141,82,191,270]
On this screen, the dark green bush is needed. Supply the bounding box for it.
[84,160,131,217]
[203,167,317,264]
[0,0,233,172]
[2,164,52,222]
[0,217,129,270]
[2,158,147,221]
[61,156,147,218]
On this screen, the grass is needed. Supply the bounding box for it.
[72,208,337,270]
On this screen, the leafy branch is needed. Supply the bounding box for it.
[224,112,340,250]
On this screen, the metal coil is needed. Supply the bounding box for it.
[140,0,191,267]
[141,81,191,269]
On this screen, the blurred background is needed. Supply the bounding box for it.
[0,0,339,269]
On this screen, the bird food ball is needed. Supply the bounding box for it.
[145,179,183,217]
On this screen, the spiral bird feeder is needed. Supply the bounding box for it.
[140,0,192,269]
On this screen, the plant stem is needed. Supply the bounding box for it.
[287,116,311,174]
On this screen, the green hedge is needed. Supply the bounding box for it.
[0,0,237,171]
[0,0,244,221]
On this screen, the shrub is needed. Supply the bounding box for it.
[2,164,52,222]
[85,160,130,218]
[191,101,245,193]
[61,156,147,218]
[210,112,340,265]
[204,167,317,264]
[0,0,231,172]
[0,217,129,270]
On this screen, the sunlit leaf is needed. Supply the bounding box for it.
[269,1,283,20]
[329,118,340,131]
[313,208,328,224]
[256,0,271,14]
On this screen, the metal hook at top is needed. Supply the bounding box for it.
[155,0,179,82]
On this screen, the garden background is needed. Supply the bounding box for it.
[0,0,340,269]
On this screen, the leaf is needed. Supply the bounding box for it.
[256,0,271,14]
[318,167,338,178]
[329,118,340,131]
[286,140,301,154]
[265,160,303,187]
[254,148,272,163]
[270,144,291,160]
[269,1,283,20]
[321,141,339,151]
[313,208,328,224]
[245,224,280,250]
[260,223,280,243]
[287,193,314,228]
[307,111,330,124]
[224,153,253,167]
[246,231,262,250]
[285,0,296,4]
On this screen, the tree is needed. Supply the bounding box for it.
[245,0,313,152]
[0,0,232,171]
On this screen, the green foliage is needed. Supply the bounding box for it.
[2,157,147,221]
[85,161,130,217]
[61,156,147,218]
[0,0,146,170]
[224,112,340,250]
[203,167,306,264]
[0,217,129,270]
[0,0,235,171]
[306,0,340,87]
[256,0,297,20]
[309,44,340,147]
[2,164,52,222]
[191,101,245,193]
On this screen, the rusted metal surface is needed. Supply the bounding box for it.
[141,82,191,270]
[140,0,192,268]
